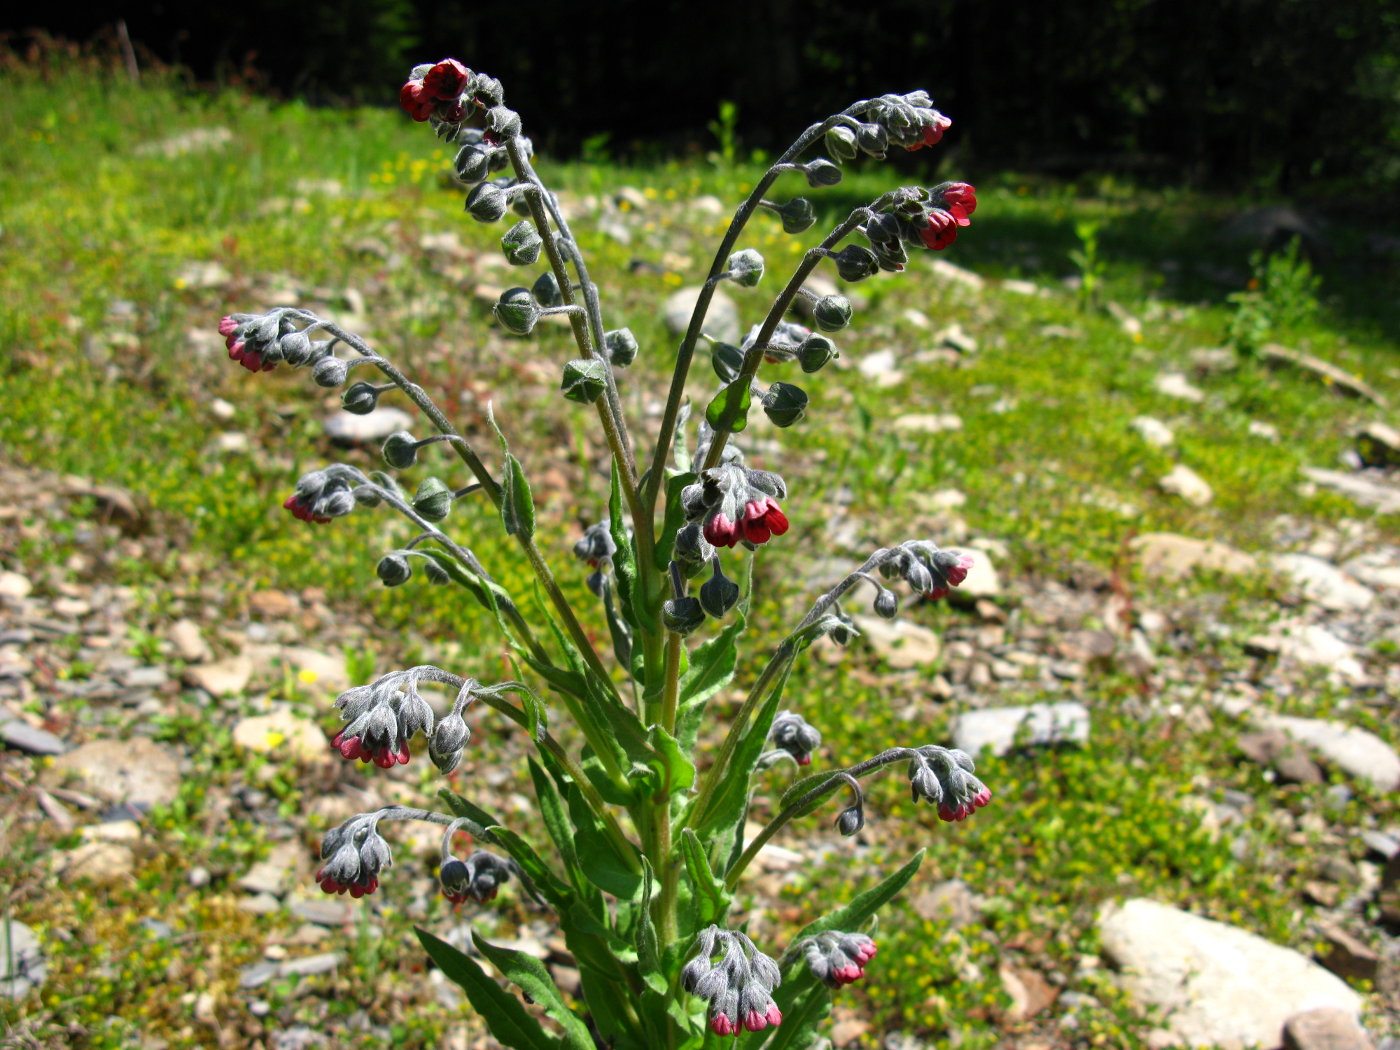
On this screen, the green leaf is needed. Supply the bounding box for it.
[647,724,696,792]
[756,970,830,1050]
[474,934,596,1050]
[526,758,602,911]
[562,775,644,900]
[484,825,576,909]
[635,857,662,979]
[704,378,751,434]
[608,467,653,637]
[415,928,560,1050]
[438,789,502,835]
[777,770,848,815]
[501,452,536,537]
[678,828,730,938]
[675,611,744,751]
[786,849,925,945]
[654,471,697,572]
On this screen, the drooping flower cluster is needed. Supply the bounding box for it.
[399,58,472,123]
[866,90,953,152]
[316,816,393,898]
[919,181,978,251]
[220,311,316,374]
[681,461,789,549]
[283,468,358,524]
[681,926,783,1037]
[330,670,439,768]
[439,850,512,904]
[879,540,975,601]
[798,931,878,987]
[769,710,823,766]
[907,745,993,822]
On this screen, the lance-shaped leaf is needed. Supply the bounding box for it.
[705,377,751,434]
[786,849,925,945]
[416,928,560,1050]
[678,828,730,938]
[500,452,536,537]
[608,467,654,639]
[474,934,596,1050]
[654,471,697,572]
[675,611,745,751]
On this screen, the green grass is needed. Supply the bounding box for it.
[2,49,1397,1050]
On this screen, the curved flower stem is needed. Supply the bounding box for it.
[699,207,872,474]
[314,321,622,706]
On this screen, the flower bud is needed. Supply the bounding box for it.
[316,489,357,519]
[726,249,764,288]
[465,182,507,223]
[797,334,837,374]
[663,596,707,635]
[698,560,740,619]
[501,220,542,266]
[833,244,880,283]
[769,710,821,765]
[382,431,419,469]
[561,359,608,404]
[874,589,899,619]
[377,553,412,587]
[778,197,816,234]
[341,381,380,415]
[673,522,715,572]
[413,477,453,522]
[762,382,808,428]
[812,294,853,332]
[312,356,348,388]
[836,806,864,836]
[804,159,843,187]
[423,558,450,585]
[485,106,521,141]
[856,123,889,156]
[471,74,505,108]
[429,710,470,774]
[603,328,638,368]
[277,331,313,365]
[531,271,563,308]
[454,144,492,184]
[353,486,384,507]
[710,341,746,384]
[494,288,540,335]
[825,125,858,161]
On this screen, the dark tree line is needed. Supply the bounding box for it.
[9,0,1399,189]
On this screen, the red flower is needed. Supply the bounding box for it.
[938,785,993,822]
[422,59,470,101]
[907,114,952,151]
[316,864,379,898]
[283,494,331,524]
[919,209,960,251]
[399,80,435,122]
[941,182,977,219]
[331,728,410,768]
[740,498,789,545]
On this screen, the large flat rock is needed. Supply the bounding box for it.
[1099,898,1362,1049]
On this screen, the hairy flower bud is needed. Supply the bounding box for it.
[874,588,899,619]
[454,144,492,184]
[836,805,864,836]
[341,381,380,415]
[377,553,412,587]
[382,431,419,469]
[804,159,843,187]
[673,522,715,573]
[429,710,470,774]
[531,271,563,308]
[440,850,511,904]
[762,382,808,428]
[726,248,764,288]
[832,244,880,283]
[797,334,837,373]
[698,559,741,619]
[812,294,853,332]
[825,125,858,161]
[484,106,522,141]
[465,181,508,223]
[494,288,540,335]
[710,341,746,384]
[603,328,639,368]
[663,596,707,635]
[501,220,542,266]
[312,355,348,388]
[855,122,889,157]
[777,197,816,234]
[682,927,783,1037]
[561,359,608,404]
[769,710,821,765]
[277,330,313,366]
[412,477,453,522]
[800,931,878,988]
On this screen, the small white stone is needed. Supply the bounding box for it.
[1154,372,1205,403]
[1159,465,1213,506]
[1130,416,1175,448]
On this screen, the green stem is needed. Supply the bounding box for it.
[660,629,682,735]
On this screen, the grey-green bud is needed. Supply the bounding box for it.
[422,558,451,585]
[603,328,638,368]
[726,248,764,288]
[673,523,715,572]
[711,341,746,384]
[413,477,453,522]
[341,382,379,415]
[804,159,843,187]
[454,144,492,184]
[699,562,741,619]
[277,331,313,365]
[762,382,809,428]
[465,182,507,223]
[825,125,858,161]
[501,220,542,266]
[531,271,563,308]
[377,554,413,587]
[778,197,816,234]
[494,288,540,335]
[798,334,837,374]
[813,294,853,332]
[836,806,864,836]
[856,123,889,156]
[311,355,348,388]
[485,106,521,141]
[833,244,880,282]
[662,596,707,635]
[874,589,899,619]
[382,431,419,469]
[561,359,608,404]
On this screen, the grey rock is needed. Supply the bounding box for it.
[168,619,212,663]
[934,323,978,354]
[1269,553,1375,612]
[1359,830,1400,860]
[1247,622,1366,683]
[50,737,181,808]
[1303,468,1400,515]
[1160,464,1214,506]
[1131,533,1258,578]
[1260,344,1385,406]
[239,961,281,989]
[910,879,977,928]
[1131,416,1175,448]
[183,656,253,697]
[288,896,354,926]
[278,952,343,978]
[0,717,66,755]
[1154,372,1205,403]
[118,666,169,690]
[238,841,306,897]
[927,258,985,293]
[892,413,963,434]
[951,702,1090,757]
[945,546,1002,604]
[1098,898,1362,1049]
[0,920,46,999]
[663,286,740,344]
[1264,715,1400,791]
[323,406,415,446]
[1283,1006,1376,1050]
[1236,728,1323,784]
[850,615,942,669]
[1317,925,1378,981]
[0,571,32,600]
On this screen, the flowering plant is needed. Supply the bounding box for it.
[221,56,987,1050]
